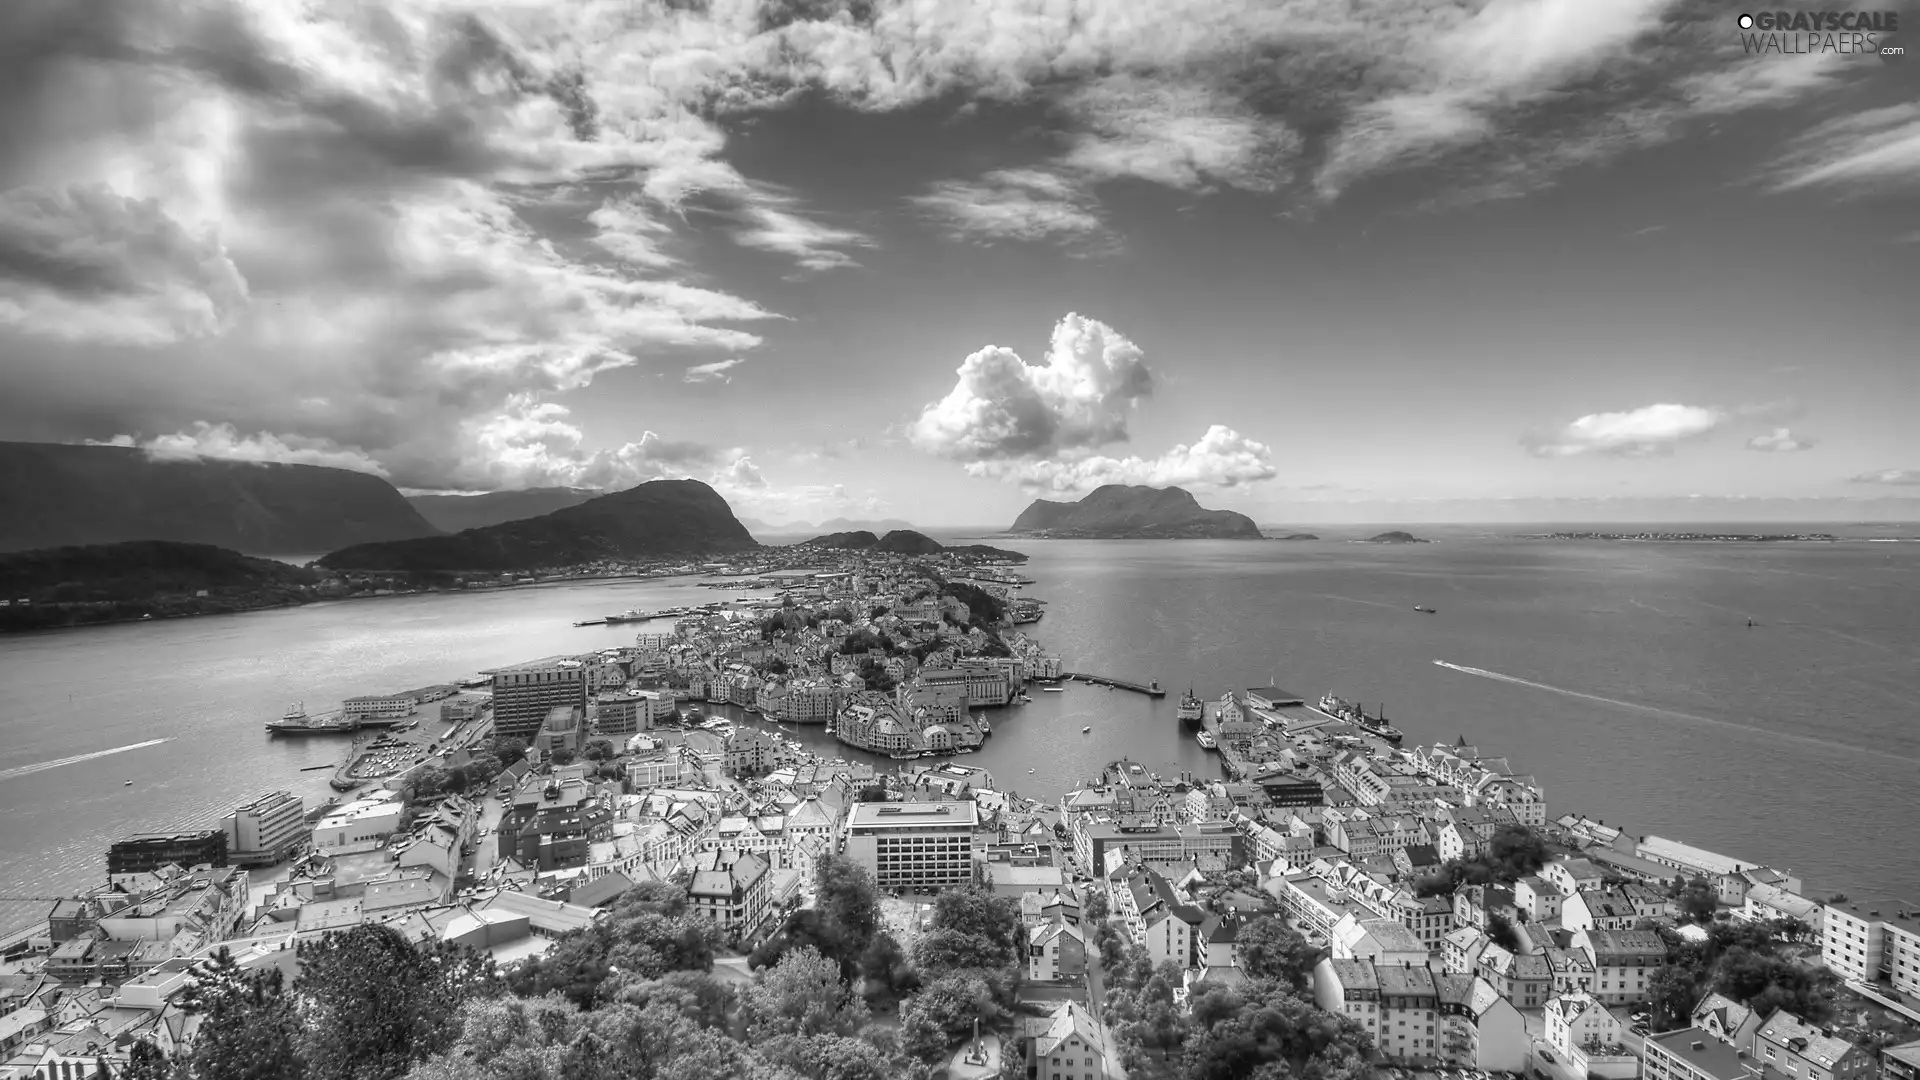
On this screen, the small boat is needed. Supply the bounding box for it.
[1081,726,1091,733]
[1414,605,1437,614]
[1196,730,1218,750]
[123,780,133,786]
[1042,687,1065,693]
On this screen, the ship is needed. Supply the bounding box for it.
[1414,605,1437,614]
[1042,687,1065,693]
[266,703,357,735]
[1176,689,1204,724]
[1319,692,1406,746]
[1196,730,1218,750]
[604,609,653,624]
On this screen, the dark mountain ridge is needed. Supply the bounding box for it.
[0,441,438,554]
[1008,484,1261,538]
[319,478,757,572]
[0,540,320,631]
[407,487,601,533]
[796,529,1027,562]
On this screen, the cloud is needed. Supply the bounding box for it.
[713,455,768,489]
[684,358,745,384]
[99,422,390,476]
[1772,103,1920,196]
[0,184,249,345]
[974,425,1278,493]
[909,169,1111,246]
[909,313,1154,462]
[1849,469,1920,486]
[462,398,721,489]
[1745,427,1813,453]
[1524,403,1726,458]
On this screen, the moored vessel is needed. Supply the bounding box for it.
[1176,689,1204,723]
[267,703,357,735]
[1196,730,1218,750]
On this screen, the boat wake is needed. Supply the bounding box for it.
[0,739,172,782]
[1431,661,1911,765]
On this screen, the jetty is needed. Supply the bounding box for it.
[1062,672,1166,697]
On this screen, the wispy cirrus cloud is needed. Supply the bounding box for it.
[1772,103,1920,196]
[909,169,1111,247]
[1849,469,1920,486]
[684,358,746,384]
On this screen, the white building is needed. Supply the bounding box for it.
[312,794,405,848]
[220,791,306,866]
[843,800,981,895]
[1821,898,1920,996]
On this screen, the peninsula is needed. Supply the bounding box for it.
[318,478,758,573]
[1006,484,1262,539]
[0,440,438,554]
[0,541,320,630]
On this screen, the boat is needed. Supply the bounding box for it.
[1081,726,1091,733]
[1196,730,1218,750]
[1042,687,1065,693]
[1176,689,1204,723]
[266,703,358,735]
[1414,605,1437,614]
[123,780,133,786]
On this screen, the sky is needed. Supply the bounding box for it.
[1,0,1916,527]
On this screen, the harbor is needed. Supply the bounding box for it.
[1061,671,1166,696]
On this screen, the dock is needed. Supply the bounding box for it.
[1062,672,1166,697]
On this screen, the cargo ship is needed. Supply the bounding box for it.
[266,703,357,735]
[1176,689,1204,724]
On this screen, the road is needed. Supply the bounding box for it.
[468,795,506,883]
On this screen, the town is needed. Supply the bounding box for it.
[0,546,1915,1080]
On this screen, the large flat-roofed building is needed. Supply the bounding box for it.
[844,800,981,895]
[487,657,588,742]
[220,791,307,866]
[107,831,228,877]
[1078,820,1239,875]
[1821,897,1920,996]
[1645,1028,1776,1080]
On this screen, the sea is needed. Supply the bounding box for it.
[1,523,1916,937]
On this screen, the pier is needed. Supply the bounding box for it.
[1062,672,1166,697]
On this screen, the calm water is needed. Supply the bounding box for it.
[2,533,1916,935]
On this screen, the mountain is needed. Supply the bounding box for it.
[320,479,757,572]
[874,529,943,554]
[0,442,439,555]
[796,529,1027,562]
[1007,485,1262,539]
[0,540,320,631]
[801,530,880,549]
[817,517,916,533]
[408,487,600,533]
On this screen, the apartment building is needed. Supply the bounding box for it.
[1030,919,1088,982]
[220,791,307,866]
[843,800,981,894]
[108,831,228,879]
[1752,1010,1876,1080]
[1821,898,1920,996]
[687,849,771,938]
[1315,958,1440,1061]
[1646,1029,1771,1080]
[488,657,588,742]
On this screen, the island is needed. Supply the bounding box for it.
[1267,532,1321,541]
[1005,484,1262,539]
[0,541,321,631]
[1358,531,1429,543]
[1523,531,1841,542]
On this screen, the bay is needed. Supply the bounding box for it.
[0,531,1915,937]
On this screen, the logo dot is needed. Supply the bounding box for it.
[1738,13,1754,28]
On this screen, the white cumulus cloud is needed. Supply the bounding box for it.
[910,313,1154,462]
[973,425,1277,493]
[108,422,390,476]
[1524,403,1726,458]
[1745,427,1813,453]
[1849,469,1920,485]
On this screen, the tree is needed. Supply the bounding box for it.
[409,764,451,800]
[899,974,1002,1062]
[467,753,503,782]
[1647,963,1703,1032]
[511,885,716,1008]
[550,747,578,767]
[742,946,872,1039]
[923,888,1022,968]
[582,739,615,762]
[120,1039,168,1080]
[1679,878,1719,923]
[1234,917,1320,992]
[491,737,528,768]
[1487,913,1522,952]
[174,948,305,1080]
[1084,890,1110,923]
[297,924,502,1080]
